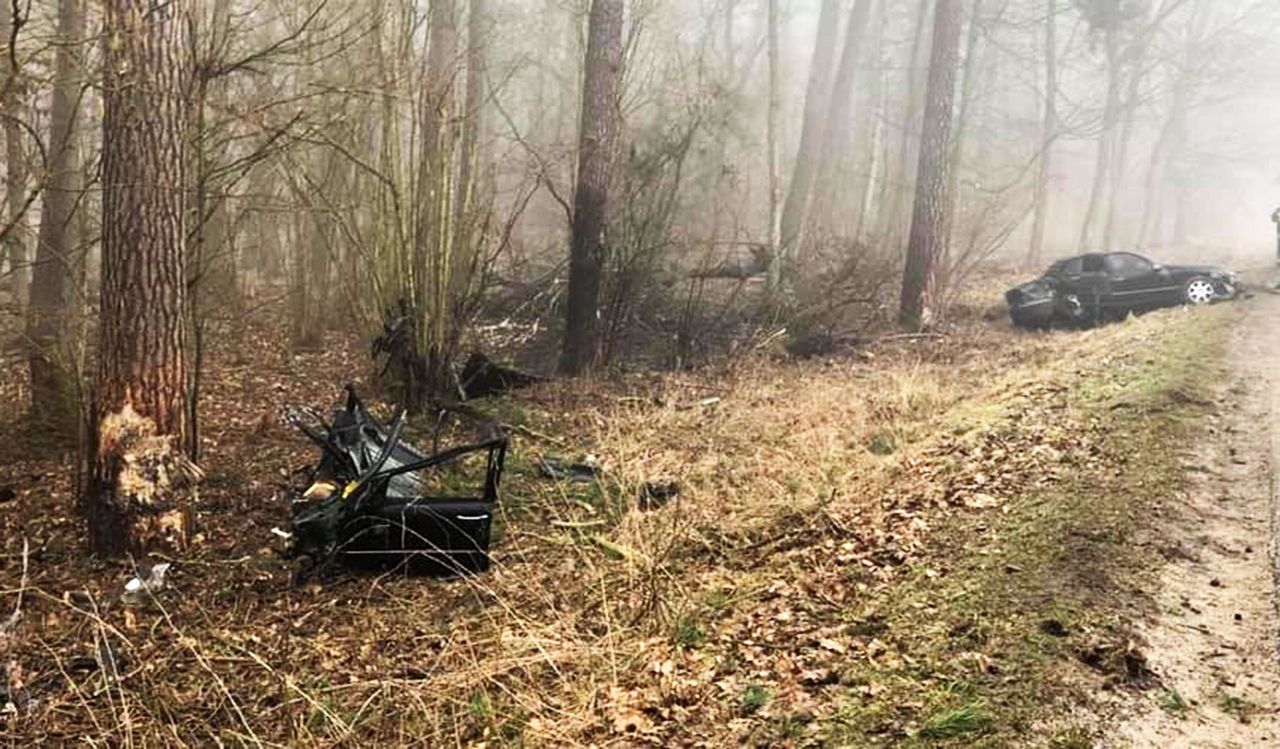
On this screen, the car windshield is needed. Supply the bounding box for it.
[1048,257,1083,276]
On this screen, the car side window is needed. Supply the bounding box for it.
[1081,255,1104,273]
[1059,258,1083,276]
[1104,253,1153,277]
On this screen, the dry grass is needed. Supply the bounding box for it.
[0,286,1238,746]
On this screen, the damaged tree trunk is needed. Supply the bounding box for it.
[89,0,195,556]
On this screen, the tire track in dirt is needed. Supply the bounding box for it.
[1108,294,1280,747]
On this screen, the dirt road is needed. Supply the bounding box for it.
[1109,293,1280,747]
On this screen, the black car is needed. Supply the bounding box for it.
[1006,251,1237,328]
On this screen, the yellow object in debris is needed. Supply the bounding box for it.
[342,482,360,500]
[302,481,338,500]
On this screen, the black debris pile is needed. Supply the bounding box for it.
[459,352,545,399]
[637,480,680,510]
[283,386,507,578]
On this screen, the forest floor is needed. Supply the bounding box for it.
[0,280,1276,747]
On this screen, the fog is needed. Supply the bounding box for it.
[487,0,1280,273]
[5,0,1280,336]
[771,0,1280,267]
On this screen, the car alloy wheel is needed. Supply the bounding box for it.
[1184,278,1216,305]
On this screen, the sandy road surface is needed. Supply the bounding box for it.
[1108,293,1280,747]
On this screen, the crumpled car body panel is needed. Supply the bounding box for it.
[1005,279,1059,329]
[285,386,506,577]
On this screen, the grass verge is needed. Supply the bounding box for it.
[820,308,1229,747]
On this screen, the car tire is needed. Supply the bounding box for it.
[1184,277,1216,306]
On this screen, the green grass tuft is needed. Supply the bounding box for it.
[1158,688,1188,716]
[919,702,993,739]
[740,684,770,715]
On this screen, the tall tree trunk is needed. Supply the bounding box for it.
[90,0,193,556]
[449,0,490,314]
[416,0,459,271]
[809,0,874,238]
[560,0,623,375]
[853,0,889,245]
[25,0,85,434]
[777,0,841,251]
[881,0,931,246]
[456,0,490,232]
[1077,24,1120,252]
[765,0,782,295]
[899,0,962,331]
[944,0,983,265]
[1103,25,1157,248]
[405,0,460,404]
[1,0,29,306]
[1028,0,1057,266]
[1140,1,1205,247]
[1138,78,1179,249]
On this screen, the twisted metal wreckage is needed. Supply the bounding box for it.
[282,386,507,577]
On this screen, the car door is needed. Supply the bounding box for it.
[1043,255,1105,321]
[1103,253,1166,312]
[1068,254,1112,318]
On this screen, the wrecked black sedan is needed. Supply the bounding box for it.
[1006,251,1237,328]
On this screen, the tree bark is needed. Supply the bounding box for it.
[777,0,841,251]
[25,0,85,435]
[853,0,889,245]
[415,0,459,271]
[91,0,193,556]
[456,0,490,230]
[1140,1,1206,247]
[809,0,874,238]
[765,0,782,295]
[1103,17,1160,249]
[1028,0,1057,266]
[881,0,931,246]
[1077,23,1120,251]
[396,0,461,406]
[560,0,624,376]
[899,0,962,331]
[449,0,490,308]
[1,0,29,306]
[944,0,984,261]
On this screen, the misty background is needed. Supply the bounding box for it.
[4,0,1280,373]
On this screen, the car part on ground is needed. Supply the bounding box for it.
[1006,252,1238,329]
[283,386,507,578]
[459,352,545,399]
[637,480,680,510]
